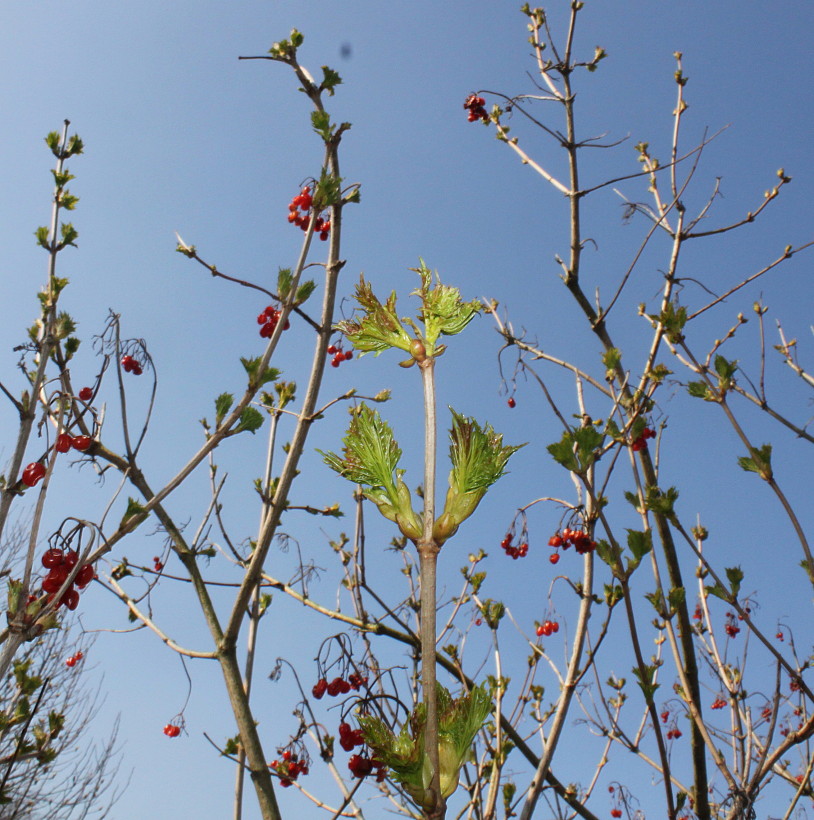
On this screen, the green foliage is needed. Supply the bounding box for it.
[643,485,679,517]
[320,404,422,539]
[277,267,316,306]
[650,301,687,343]
[337,264,481,360]
[319,65,342,95]
[434,410,522,543]
[336,276,414,356]
[121,497,146,529]
[357,684,492,810]
[311,110,333,141]
[547,425,604,473]
[411,259,481,349]
[34,226,51,249]
[478,599,505,629]
[59,222,78,249]
[714,354,738,392]
[214,392,234,427]
[632,663,660,701]
[236,406,264,435]
[725,566,744,598]
[268,29,303,60]
[240,356,281,389]
[687,380,714,400]
[601,346,621,379]
[737,444,773,480]
[626,528,652,573]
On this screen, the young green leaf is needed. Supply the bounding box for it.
[240,356,281,389]
[737,444,773,480]
[434,410,522,543]
[725,566,744,598]
[320,404,421,539]
[214,392,234,427]
[358,684,491,810]
[236,407,264,435]
[121,497,146,530]
[336,276,414,356]
[412,260,481,349]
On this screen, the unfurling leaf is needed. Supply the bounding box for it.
[434,410,522,543]
[320,404,421,539]
[335,275,413,356]
[235,407,264,435]
[357,684,492,810]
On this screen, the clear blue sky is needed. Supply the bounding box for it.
[2,2,813,818]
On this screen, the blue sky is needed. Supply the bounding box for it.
[2,2,813,818]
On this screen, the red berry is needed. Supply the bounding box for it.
[22,462,46,487]
[55,433,73,453]
[326,677,344,697]
[72,435,92,452]
[42,548,64,569]
[611,810,622,818]
[327,345,337,355]
[78,387,93,402]
[76,563,95,588]
[536,625,544,637]
[61,588,80,611]
[549,553,560,564]
[507,397,516,408]
[344,350,353,361]
[42,568,68,594]
[312,678,328,699]
[66,656,77,668]
[331,358,341,368]
[63,550,79,570]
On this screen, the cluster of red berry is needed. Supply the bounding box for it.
[500,533,529,560]
[270,749,309,787]
[327,343,353,368]
[65,650,84,668]
[548,527,597,557]
[312,672,368,700]
[41,548,95,611]
[463,94,488,123]
[287,186,331,241]
[535,619,559,637]
[153,556,164,572]
[121,355,143,375]
[710,696,726,710]
[660,709,682,738]
[348,753,386,782]
[611,810,622,819]
[257,305,290,339]
[163,723,181,738]
[338,721,365,752]
[724,612,740,638]
[55,433,92,454]
[630,426,656,451]
[78,386,93,402]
